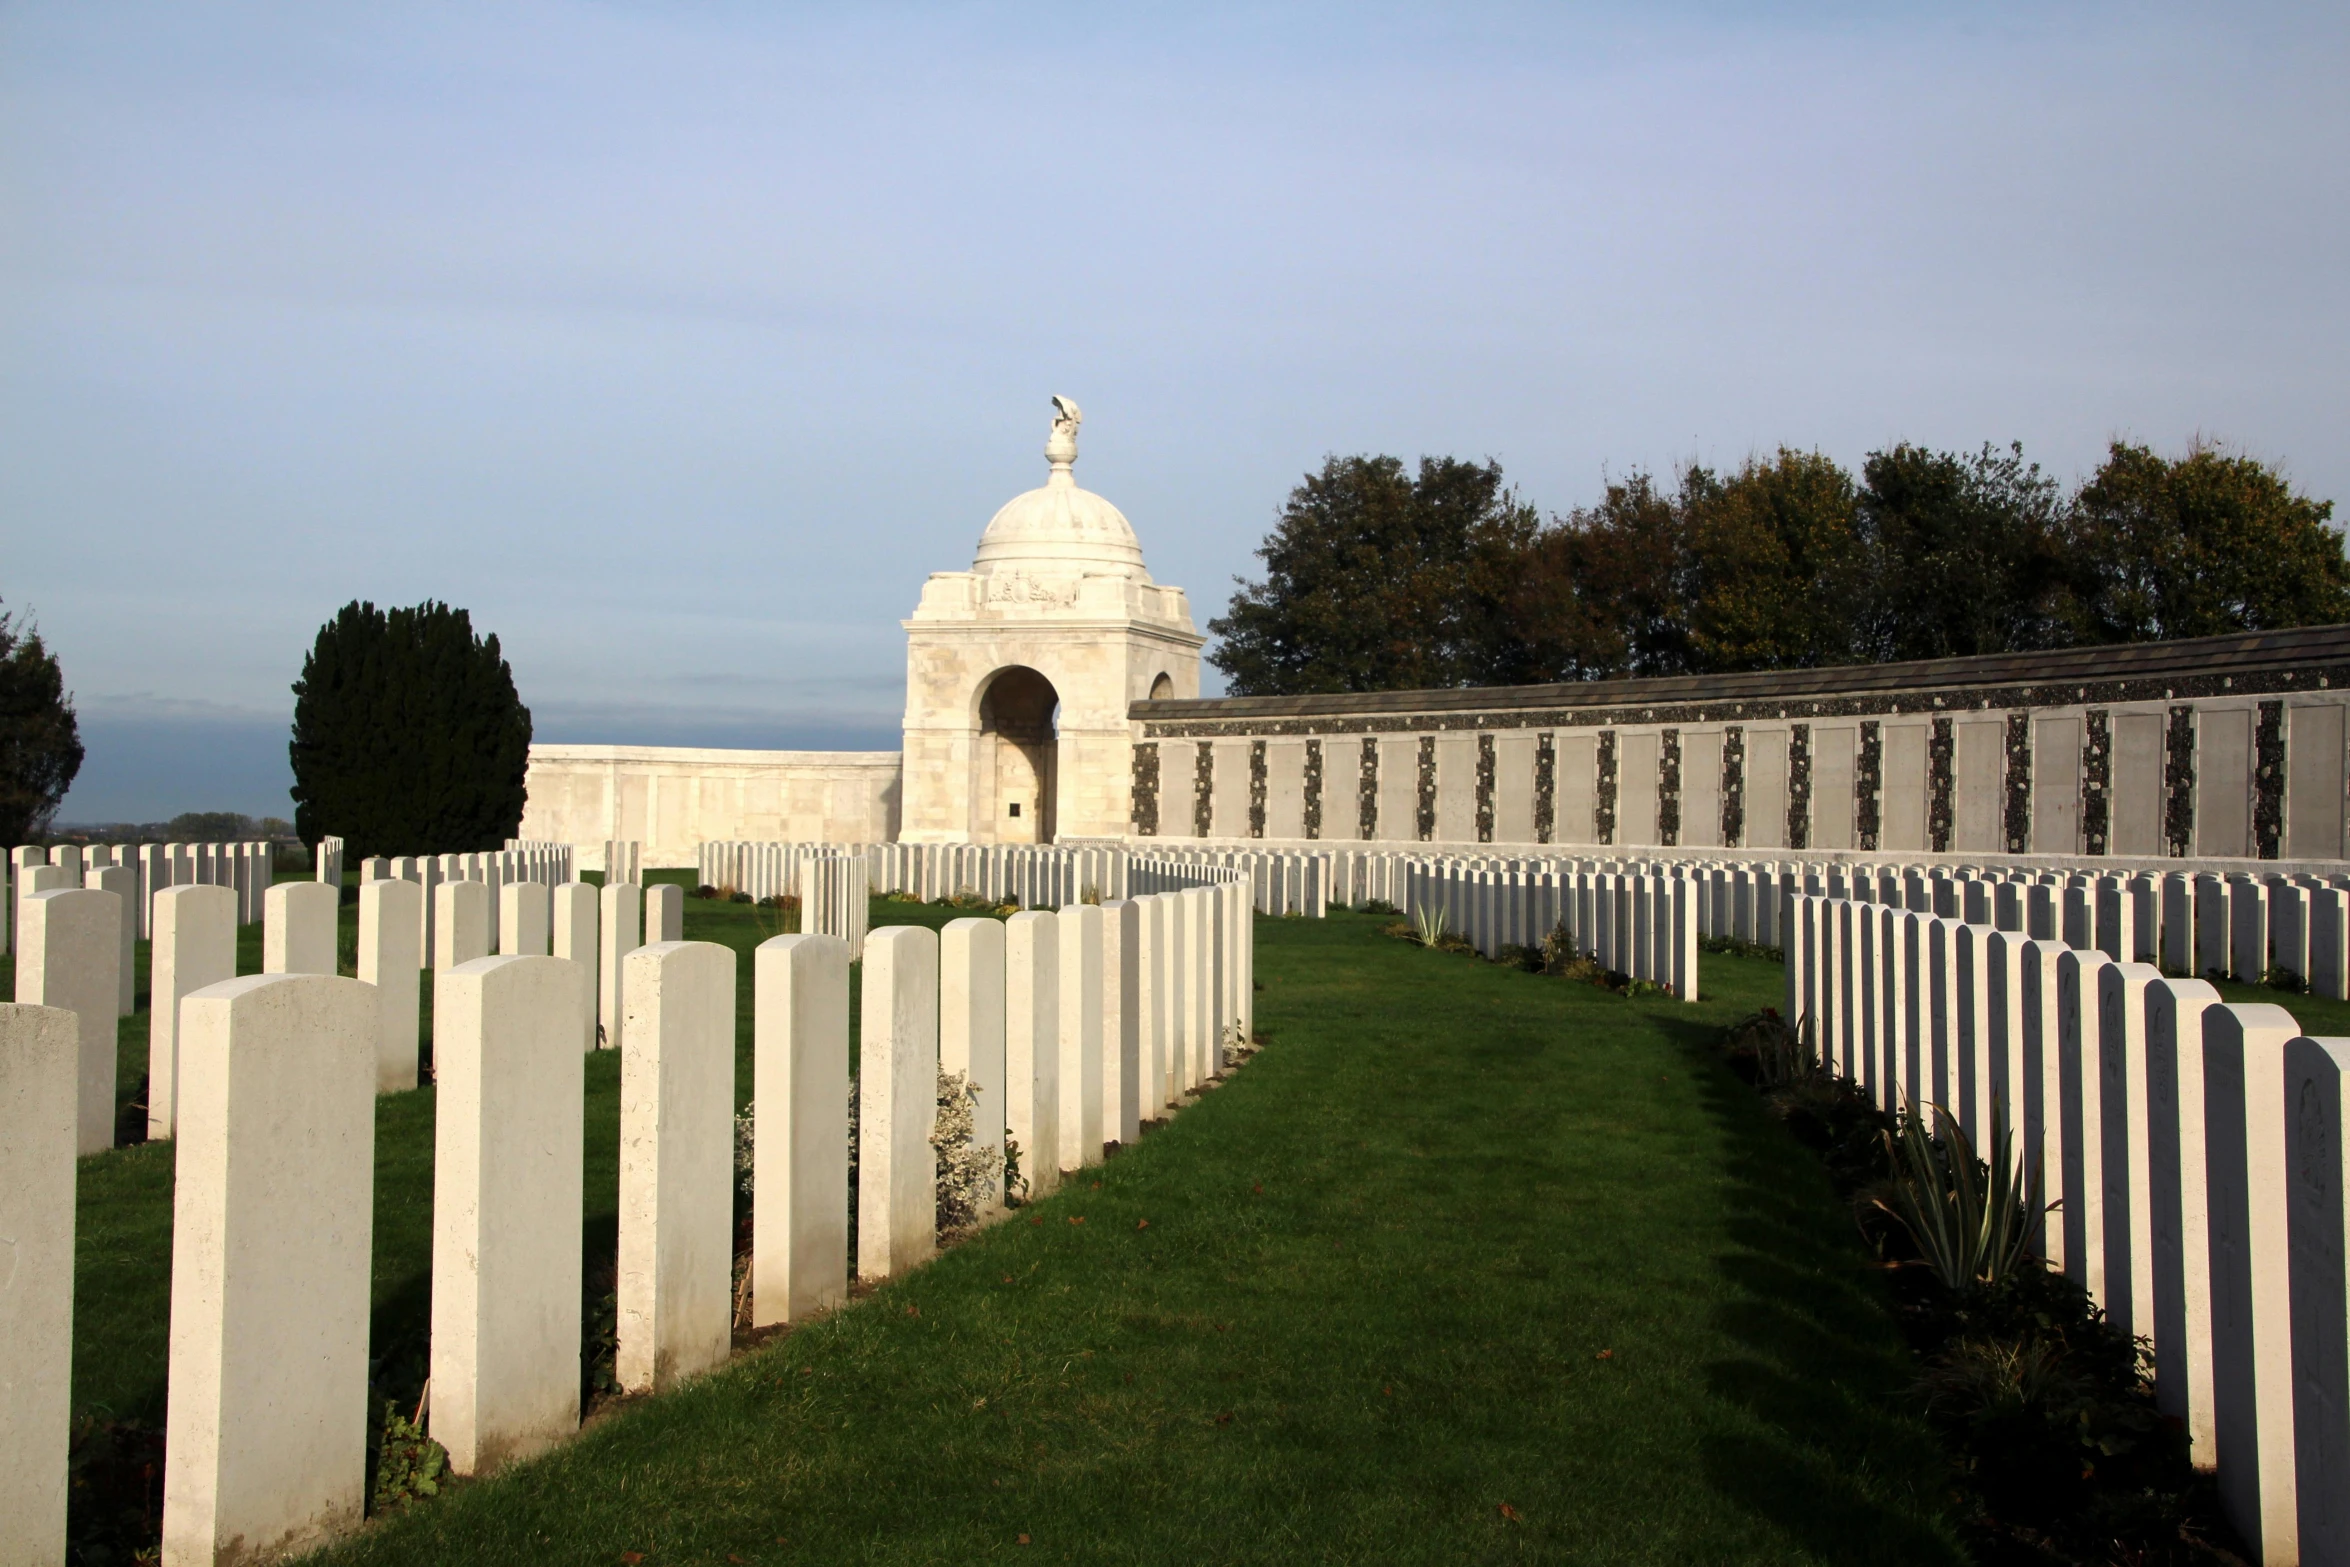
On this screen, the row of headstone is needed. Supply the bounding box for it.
[1786,892,2347,1565]
[803,854,870,960]
[1402,862,1701,999]
[9,840,278,951]
[0,869,1253,1564]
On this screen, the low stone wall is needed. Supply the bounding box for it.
[1130,624,2350,862]
[518,744,903,868]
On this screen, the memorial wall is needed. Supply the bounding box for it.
[1130,623,2350,863]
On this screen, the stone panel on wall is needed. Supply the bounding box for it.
[1812,724,1857,851]
[1435,733,1475,842]
[1211,739,1252,840]
[1680,729,1722,849]
[1494,733,1536,843]
[1264,739,1306,841]
[2197,707,2251,858]
[1555,732,1597,844]
[1376,737,1418,842]
[1953,718,2002,853]
[2112,712,2164,856]
[1617,731,1661,847]
[1746,728,1788,851]
[2287,702,2346,861]
[2032,715,2082,855]
[1882,721,1928,852]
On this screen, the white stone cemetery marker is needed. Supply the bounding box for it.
[2056,947,2114,1302]
[2016,939,2066,1268]
[19,886,122,1154]
[2312,888,2350,1002]
[2098,961,2163,1345]
[1101,900,1142,1146]
[2146,976,2222,1469]
[82,864,137,1017]
[1005,911,1061,1198]
[2204,1001,2303,1563]
[1186,887,1216,1083]
[599,881,642,1051]
[162,974,377,1565]
[148,885,236,1141]
[0,1004,79,1562]
[433,879,491,973]
[646,882,683,943]
[359,879,424,1092]
[2285,1035,2350,1562]
[616,940,737,1395]
[939,918,1007,1214]
[497,876,550,957]
[858,925,940,1282]
[50,844,80,881]
[753,933,850,1326]
[1058,903,1104,1171]
[263,881,338,976]
[551,882,599,1053]
[430,955,587,1475]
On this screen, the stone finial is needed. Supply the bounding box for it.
[1045,395,1082,483]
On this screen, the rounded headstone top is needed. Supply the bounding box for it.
[972,396,1150,580]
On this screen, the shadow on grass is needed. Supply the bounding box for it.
[1661,1011,1965,1566]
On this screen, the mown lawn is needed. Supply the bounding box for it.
[51,885,2350,1563]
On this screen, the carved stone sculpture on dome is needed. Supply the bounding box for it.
[1045,395,1082,476]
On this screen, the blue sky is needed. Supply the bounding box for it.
[4,2,2344,822]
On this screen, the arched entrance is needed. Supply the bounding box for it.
[978,666,1058,843]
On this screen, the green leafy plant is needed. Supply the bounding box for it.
[370,1391,449,1514]
[1410,904,1449,946]
[1875,1102,2042,1292]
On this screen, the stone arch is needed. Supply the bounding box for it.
[976,665,1060,843]
[1149,671,1174,701]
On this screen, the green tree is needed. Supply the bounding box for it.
[1682,449,1869,672]
[2067,440,2350,643]
[1855,442,2073,662]
[289,601,532,861]
[1208,455,1539,694]
[1512,469,1693,680]
[0,605,84,843]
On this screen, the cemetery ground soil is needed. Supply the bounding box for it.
[50,891,2350,1564]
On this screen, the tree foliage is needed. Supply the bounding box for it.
[0,605,84,843]
[289,601,532,860]
[1206,456,1538,695]
[1211,439,2347,693]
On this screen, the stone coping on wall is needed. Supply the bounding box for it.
[528,744,903,768]
[1118,835,2350,879]
[1131,622,2350,736]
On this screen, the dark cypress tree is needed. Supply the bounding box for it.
[289,601,532,861]
[0,605,85,843]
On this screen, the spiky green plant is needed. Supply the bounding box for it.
[1875,1100,2042,1291]
[1411,903,1449,946]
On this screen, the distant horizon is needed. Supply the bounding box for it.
[10,2,2343,823]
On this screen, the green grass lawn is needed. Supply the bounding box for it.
[47,886,2350,1563]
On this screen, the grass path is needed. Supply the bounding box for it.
[308,910,1966,1565]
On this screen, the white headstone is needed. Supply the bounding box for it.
[616,940,737,1395]
[430,955,587,1475]
[83,864,137,1016]
[0,1004,79,1562]
[1005,911,1060,1199]
[358,878,424,1092]
[263,881,339,976]
[497,876,550,958]
[646,882,683,943]
[434,879,491,973]
[2098,961,2164,1345]
[858,925,939,1282]
[1057,903,1104,1171]
[2204,1002,2303,1562]
[2285,1034,2350,1563]
[162,974,377,1565]
[2146,975,2223,1468]
[551,882,599,1053]
[753,933,850,1326]
[598,881,641,1052]
[148,884,237,1141]
[19,886,123,1154]
[1102,900,1142,1146]
[939,918,1007,1214]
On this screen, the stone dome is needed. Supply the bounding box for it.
[971,396,1151,580]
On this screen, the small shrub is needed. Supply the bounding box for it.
[933,1071,998,1236]
[2265,965,2308,994]
[1495,943,1543,972]
[884,889,923,904]
[1410,905,1449,947]
[1700,934,1782,962]
[1360,898,1399,916]
[369,1393,448,1514]
[692,883,720,900]
[1875,1102,2042,1293]
[1720,1008,1818,1089]
[731,890,753,904]
[1080,883,1102,906]
[1377,919,1414,941]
